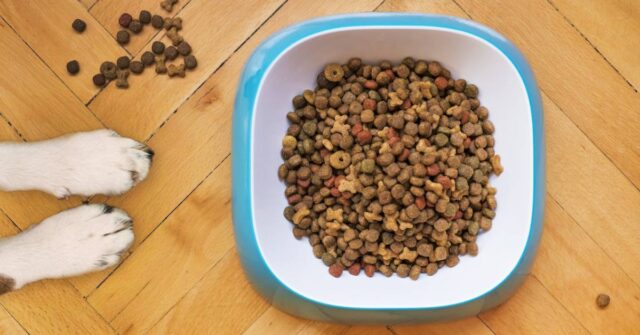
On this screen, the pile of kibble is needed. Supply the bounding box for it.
[66,0,197,89]
[278,57,503,280]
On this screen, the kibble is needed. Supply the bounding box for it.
[116,30,130,44]
[151,15,165,29]
[100,61,117,80]
[72,19,86,33]
[66,60,80,75]
[279,58,502,280]
[152,41,166,54]
[160,0,178,12]
[116,56,130,70]
[139,10,152,24]
[184,55,197,69]
[119,13,133,28]
[596,294,610,309]
[130,60,144,74]
[164,46,178,60]
[129,20,143,34]
[177,41,191,56]
[141,51,155,66]
[92,73,106,87]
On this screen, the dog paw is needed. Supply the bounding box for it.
[0,204,134,287]
[30,129,153,198]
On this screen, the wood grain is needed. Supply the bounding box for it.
[147,250,270,335]
[0,0,126,103]
[1,0,640,333]
[479,276,588,335]
[550,0,640,90]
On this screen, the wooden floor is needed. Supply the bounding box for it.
[0,0,638,333]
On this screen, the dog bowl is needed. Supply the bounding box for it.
[232,13,544,324]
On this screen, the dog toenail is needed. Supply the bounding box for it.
[103,205,114,214]
[144,147,155,159]
[95,260,108,267]
[131,170,139,182]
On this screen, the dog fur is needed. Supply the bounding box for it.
[0,129,152,292]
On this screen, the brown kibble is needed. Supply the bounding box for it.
[166,27,183,46]
[116,30,130,44]
[92,73,106,87]
[329,263,344,278]
[151,15,165,29]
[167,63,186,77]
[396,264,410,278]
[364,264,375,277]
[596,294,610,308]
[177,41,192,56]
[348,263,361,276]
[164,46,179,60]
[119,13,133,28]
[184,55,198,70]
[324,63,344,82]
[100,61,117,80]
[329,151,351,169]
[161,0,178,12]
[141,51,155,66]
[130,60,144,74]
[129,20,142,34]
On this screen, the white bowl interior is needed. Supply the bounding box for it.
[251,27,533,308]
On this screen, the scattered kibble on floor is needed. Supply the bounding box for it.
[160,0,179,13]
[67,8,195,89]
[66,60,80,75]
[72,19,86,33]
[596,294,610,308]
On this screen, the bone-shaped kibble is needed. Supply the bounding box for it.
[163,17,182,30]
[166,27,183,46]
[167,63,185,77]
[160,0,178,12]
[155,54,167,74]
[115,69,129,88]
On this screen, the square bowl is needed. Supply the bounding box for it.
[232,13,544,324]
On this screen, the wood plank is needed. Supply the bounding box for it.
[297,321,348,335]
[146,250,270,335]
[88,0,285,141]
[342,326,392,335]
[535,197,640,334]
[0,0,127,103]
[0,305,26,335]
[90,0,189,55]
[82,0,382,296]
[79,0,97,9]
[393,317,493,335]
[542,93,640,284]
[479,276,588,335]
[88,159,234,334]
[243,307,309,335]
[550,0,640,90]
[0,212,114,335]
[0,19,102,141]
[377,0,463,13]
[455,0,640,194]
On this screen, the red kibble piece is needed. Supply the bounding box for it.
[357,130,372,145]
[297,178,310,188]
[334,175,345,186]
[402,99,411,110]
[329,264,344,278]
[435,76,449,90]
[287,194,301,204]
[386,128,398,139]
[320,148,330,158]
[330,187,341,197]
[363,98,376,110]
[415,197,426,209]
[385,69,395,80]
[463,138,472,148]
[363,80,378,89]
[342,191,353,199]
[398,148,410,162]
[436,175,452,189]
[119,13,133,28]
[348,263,361,276]
[364,264,375,277]
[427,164,440,176]
[337,197,351,206]
[461,110,470,124]
[454,210,463,220]
[352,123,363,135]
[324,176,335,187]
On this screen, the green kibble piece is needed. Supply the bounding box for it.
[360,158,376,174]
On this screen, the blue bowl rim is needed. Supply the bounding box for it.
[232,12,545,317]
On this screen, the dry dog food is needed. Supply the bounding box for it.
[279,58,502,279]
[66,60,80,75]
[116,56,130,70]
[139,10,152,25]
[119,13,133,28]
[116,30,130,45]
[72,19,86,33]
[596,294,610,308]
[92,73,106,87]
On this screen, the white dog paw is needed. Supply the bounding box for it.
[0,204,134,287]
[2,129,154,198]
